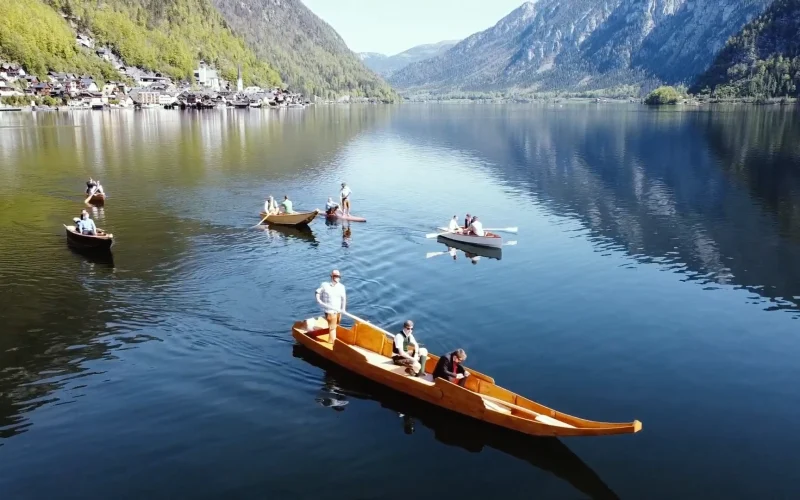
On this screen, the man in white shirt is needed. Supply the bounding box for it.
[392,320,428,377]
[447,215,462,233]
[340,182,352,216]
[315,269,347,344]
[467,216,485,236]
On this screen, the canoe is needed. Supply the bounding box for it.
[320,210,367,223]
[64,224,113,251]
[88,192,106,205]
[292,316,642,437]
[436,228,502,249]
[291,344,621,499]
[258,209,319,227]
[436,235,502,261]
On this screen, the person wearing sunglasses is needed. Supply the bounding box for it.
[392,320,428,377]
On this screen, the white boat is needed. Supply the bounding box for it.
[436,228,503,248]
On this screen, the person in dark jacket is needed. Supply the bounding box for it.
[433,349,470,386]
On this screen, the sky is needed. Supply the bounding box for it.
[302,0,527,56]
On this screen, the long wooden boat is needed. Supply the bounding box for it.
[436,228,502,249]
[64,224,113,251]
[319,210,367,223]
[258,209,319,227]
[292,315,641,437]
[88,192,106,205]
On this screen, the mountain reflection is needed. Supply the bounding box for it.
[392,105,800,315]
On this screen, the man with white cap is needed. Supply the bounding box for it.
[315,269,347,344]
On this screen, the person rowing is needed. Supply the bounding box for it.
[433,348,470,386]
[264,195,278,215]
[340,182,351,216]
[447,215,462,234]
[77,211,97,235]
[315,269,346,344]
[325,197,339,216]
[466,216,484,236]
[463,213,471,230]
[392,320,428,377]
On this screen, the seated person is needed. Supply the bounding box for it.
[433,348,470,386]
[325,197,339,216]
[466,216,484,236]
[86,178,97,195]
[265,196,279,215]
[77,213,97,235]
[280,195,294,214]
[448,215,462,233]
[392,320,428,377]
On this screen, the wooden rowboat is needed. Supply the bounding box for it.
[64,224,113,251]
[258,209,319,227]
[88,192,106,205]
[292,315,642,437]
[437,228,503,249]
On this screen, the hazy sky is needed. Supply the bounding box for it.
[302,0,526,55]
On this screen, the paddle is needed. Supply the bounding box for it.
[426,251,448,258]
[484,227,518,234]
[425,232,444,239]
[83,192,94,204]
[252,213,270,228]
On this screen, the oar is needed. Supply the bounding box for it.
[252,213,270,228]
[315,296,393,340]
[484,227,518,234]
[425,232,445,239]
[481,394,543,417]
[84,192,94,204]
[504,241,518,246]
[426,251,447,258]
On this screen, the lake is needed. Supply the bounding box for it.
[1,104,799,499]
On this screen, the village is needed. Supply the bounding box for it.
[0,33,377,112]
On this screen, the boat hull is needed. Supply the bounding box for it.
[437,228,502,248]
[64,225,113,251]
[88,193,106,205]
[437,236,502,260]
[292,318,641,437]
[320,211,367,222]
[259,209,319,227]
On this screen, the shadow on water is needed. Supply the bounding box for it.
[292,344,620,500]
[260,223,318,246]
[66,245,116,268]
[393,105,800,315]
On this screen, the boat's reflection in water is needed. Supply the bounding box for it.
[260,224,318,246]
[430,236,502,264]
[67,245,116,269]
[292,344,619,500]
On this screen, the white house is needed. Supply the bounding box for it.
[0,78,19,97]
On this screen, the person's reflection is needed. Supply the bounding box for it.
[464,251,480,265]
[342,223,352,248]
[448,246,457,260]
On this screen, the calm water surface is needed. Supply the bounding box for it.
[1,104,800,499]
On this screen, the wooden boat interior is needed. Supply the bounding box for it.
[294,317,640,434]
[65,225,112,238]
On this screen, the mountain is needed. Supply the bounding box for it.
[0,0,281,86]
[692,0,800,98]
[360,40,459,77]
[390,0,771,95]
[210,0,396,101]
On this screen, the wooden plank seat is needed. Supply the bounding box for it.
[351,345,435,385]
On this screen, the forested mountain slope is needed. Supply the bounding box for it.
[0,0,281,85]
[211,0,396,101]
[390,0,770,95]
[692,0,800,98]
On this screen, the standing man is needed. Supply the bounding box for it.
[315,269,346,344]
[392,320,428,377]
[340,182,352,216]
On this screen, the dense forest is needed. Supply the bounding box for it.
[211,0,396,102]
[692,0,800,98]
[1,0,281,86]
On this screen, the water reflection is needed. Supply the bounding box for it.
[433,236,503,263]
[294,344,619,500]
[394,105,800,315]
[260,224,318,246]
